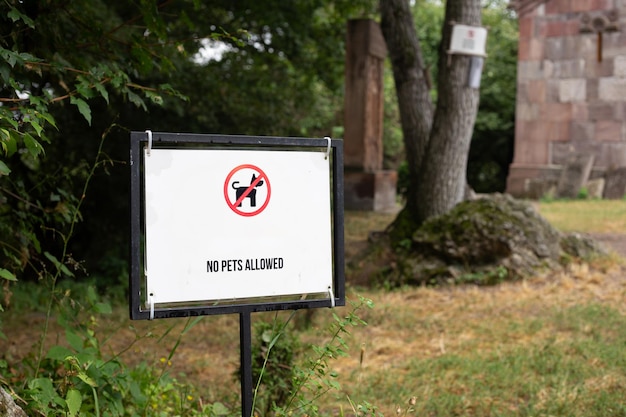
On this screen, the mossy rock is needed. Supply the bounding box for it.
[350,194,607,287]
[413,194,561,265]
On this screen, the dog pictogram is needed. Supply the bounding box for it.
[231,174,264,207]
[224,164,271,217]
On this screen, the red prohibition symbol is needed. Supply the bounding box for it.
[224,164,271,217]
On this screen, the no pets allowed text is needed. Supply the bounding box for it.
[207,257,284,273]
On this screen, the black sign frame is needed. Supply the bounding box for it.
[129,132,345,320]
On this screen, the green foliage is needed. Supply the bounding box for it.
[0,124,224,416]
[412,0,445,92]
[170,0,377,138]
[467,1,518,192]
[250,317,299,415]
[248,297,376,417]
[14,290,214,417]
[0,0,192,284]
[1,0,379,289]
[279,296,375,416]
[0,0,185,162]
[0,3,386,414]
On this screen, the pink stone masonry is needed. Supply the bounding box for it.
[507,0,626,197]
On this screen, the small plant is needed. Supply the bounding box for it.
[249,316,299,416]
[577,186,589,199]
[539,191,555,203]
[284,296,374,416]
[248,296,376,417]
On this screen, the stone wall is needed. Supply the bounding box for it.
[507,0,626,198]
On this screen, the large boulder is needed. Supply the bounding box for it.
[352,194,606,286]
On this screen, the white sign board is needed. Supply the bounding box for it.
[143,148,333,305]
[448,24,487,57]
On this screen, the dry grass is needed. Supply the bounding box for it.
[94,255,625,415]
[2,201,626,415]
[114,201,626,414]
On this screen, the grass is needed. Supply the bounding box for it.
[2,200,626,416]
[327,281,626,415]
[537,199,626,233]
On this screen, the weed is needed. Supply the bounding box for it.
[249,296,376,416]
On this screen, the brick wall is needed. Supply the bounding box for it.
[507,0,626,196]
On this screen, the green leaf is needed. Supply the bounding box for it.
[94,302,112,314]
[65,329,84,352]
[131,45,154,74]
[39,112,57,130]
[75,76,95,99]
[126,90,146,110]
[18,52,41,62]
[46,345,75,361]
[0,63,9,83]
[0,160,11,175]
[145,90,163,105]
[3,49,19,67]
[8,7,35,28]
[70,96,92,125]
[0,268,17,281]
[28,118,44,136]
[24,229,41,253]
[0,111,19,129]
[7,8,20,21]
[28,378,63,411]
[211,402,230,415]
[43,251,75,277]
[65,389,82,417]
[262,329,273,343]
[77,371,97,388]
[23,133,43,157]
[93,82,109,104]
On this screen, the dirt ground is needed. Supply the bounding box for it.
[589,232,626,258]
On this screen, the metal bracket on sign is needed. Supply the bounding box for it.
[148,293,155,320]
[145,130,153,156]
[324,136,331,160]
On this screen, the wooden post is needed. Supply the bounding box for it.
[343,19,397,211]
[344,19,386,172]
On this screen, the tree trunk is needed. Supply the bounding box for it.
[380,0,433,233]
[380,0,482,241]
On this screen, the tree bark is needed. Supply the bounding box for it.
[380,0,482,240]
[380,0,433,221]
[0,387,27,417]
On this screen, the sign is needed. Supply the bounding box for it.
[129,133,345,319]
[468,56,485,88]
[448,24,487,57]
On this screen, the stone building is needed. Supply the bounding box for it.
[507,0,626,197]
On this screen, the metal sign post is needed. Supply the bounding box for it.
[240,311,253,416]
[129,132,344,416]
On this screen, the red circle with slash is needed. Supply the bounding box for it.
[223,164,271,217]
